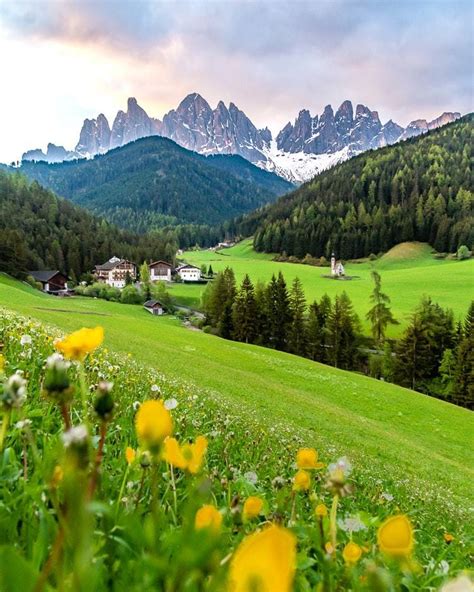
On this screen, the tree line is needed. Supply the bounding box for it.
[202,268,473,409]
[236,116,474,259]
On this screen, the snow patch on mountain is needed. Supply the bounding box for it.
[258,142,350,184]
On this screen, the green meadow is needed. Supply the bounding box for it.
[179,240,474,335]
[1,272,473,519]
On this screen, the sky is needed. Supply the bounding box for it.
[0,0,472,163]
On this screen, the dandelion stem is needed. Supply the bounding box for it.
[88,421,107,499]
[60,403,71,430]
[0,410,10,451]
[115,465,130,519]
[33,526,65,592]
[170,464,178,521]
[77,363,89,422]
[329,494,339,551]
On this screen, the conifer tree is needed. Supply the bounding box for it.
[394,315,432,390]
[288,277,307,356]
[306,300,325,362]
[232,275,257,344]
[327,292,360,369]
[452,301,474,409]
[366,271,398,343]
[265,272,291,350]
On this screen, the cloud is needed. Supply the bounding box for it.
[0,0,472,162]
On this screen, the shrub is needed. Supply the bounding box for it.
[120,285,143,304]
[457,245,472,260]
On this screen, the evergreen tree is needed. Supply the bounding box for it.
[232,275,257,344]
[381,341,395,382]
[366,271,398,343]
[288,277,307,356]
[306,300,326,362]
[265,272,291,350]
[452,301,474,409]
[327,292,360,369]
[394,315,432,390]
[207,265,214,277]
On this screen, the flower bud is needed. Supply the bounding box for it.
[1,372,27,410]
[43,353,73,403]
[94,381,114,421]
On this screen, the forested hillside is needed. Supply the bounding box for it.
[0,172,180,280]
[14,136,293,231]
[236,115,473,258]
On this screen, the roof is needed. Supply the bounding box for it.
[144,299,164,308]
[29,270,65,282]
[149,260,172,268]
[95,258,136,271]
[177,264,200,271]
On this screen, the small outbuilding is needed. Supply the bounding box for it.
[143,299,165,316]
[29,270,68,294]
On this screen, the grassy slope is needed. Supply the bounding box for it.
[1,274,473,516]
[181,240,474,335]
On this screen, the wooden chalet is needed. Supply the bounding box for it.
[29,270,68,294]
[94,257,137,288]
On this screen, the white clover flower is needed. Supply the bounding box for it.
[338,516,366,533]
[381,492,394,502]
[62,425,88,447]
[151,384,160,392]
[244,471,258,485]
[20,334,32,346]
[15,419,32,430]
[164,398,178,410]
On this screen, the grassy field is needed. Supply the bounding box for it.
[1,273,472,516]
[179,240,474,335]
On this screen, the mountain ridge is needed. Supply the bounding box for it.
[20,94,461,183]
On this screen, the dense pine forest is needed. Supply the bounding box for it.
[0,172,181,281]
[236,115,473,258]
[12,136,293,231]
[202,268,474,409]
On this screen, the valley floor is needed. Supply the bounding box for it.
[179,240,474,336]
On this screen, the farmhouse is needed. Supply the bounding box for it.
[149,260,173,282]
[143,299,165,316]
[177,264,201,282]
[29,270,68,294]
[94,257,137,288]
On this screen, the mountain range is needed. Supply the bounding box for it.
[16,136,293,231]
[21,95,461,183]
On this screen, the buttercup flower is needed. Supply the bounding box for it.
[443,533,454,544]
[125,446,136,464]
[195,504,222,533]
[377,514,414,558]
[315,503,328,517]
[296,448,324,470]
[163,435,208,473]
[343,541,362,564]
[293,469,311,491]
[56,326,104,361]
[135,400,173,450]
[228,525,296,592]
[243,496,264,520]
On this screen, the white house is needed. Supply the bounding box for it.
[149,260,173,282]
[177,264,202,282]
[94,257,137,288]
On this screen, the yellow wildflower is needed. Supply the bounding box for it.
[443,533,454,544]
[0,354,4,373]
[51,465,63,488]
[315,503,328,518]
[243,496,264,520]
[296,448,325,470]
[195,504,222,533]
[163,435,208,473]
[125,446,136,464]
[377,514,414,558]
[228,525,296,592]
[135,400,173,450]
[343,541,362,564]
[55,326,104,361]
[293,469,311,491]
[325,542,335,555]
